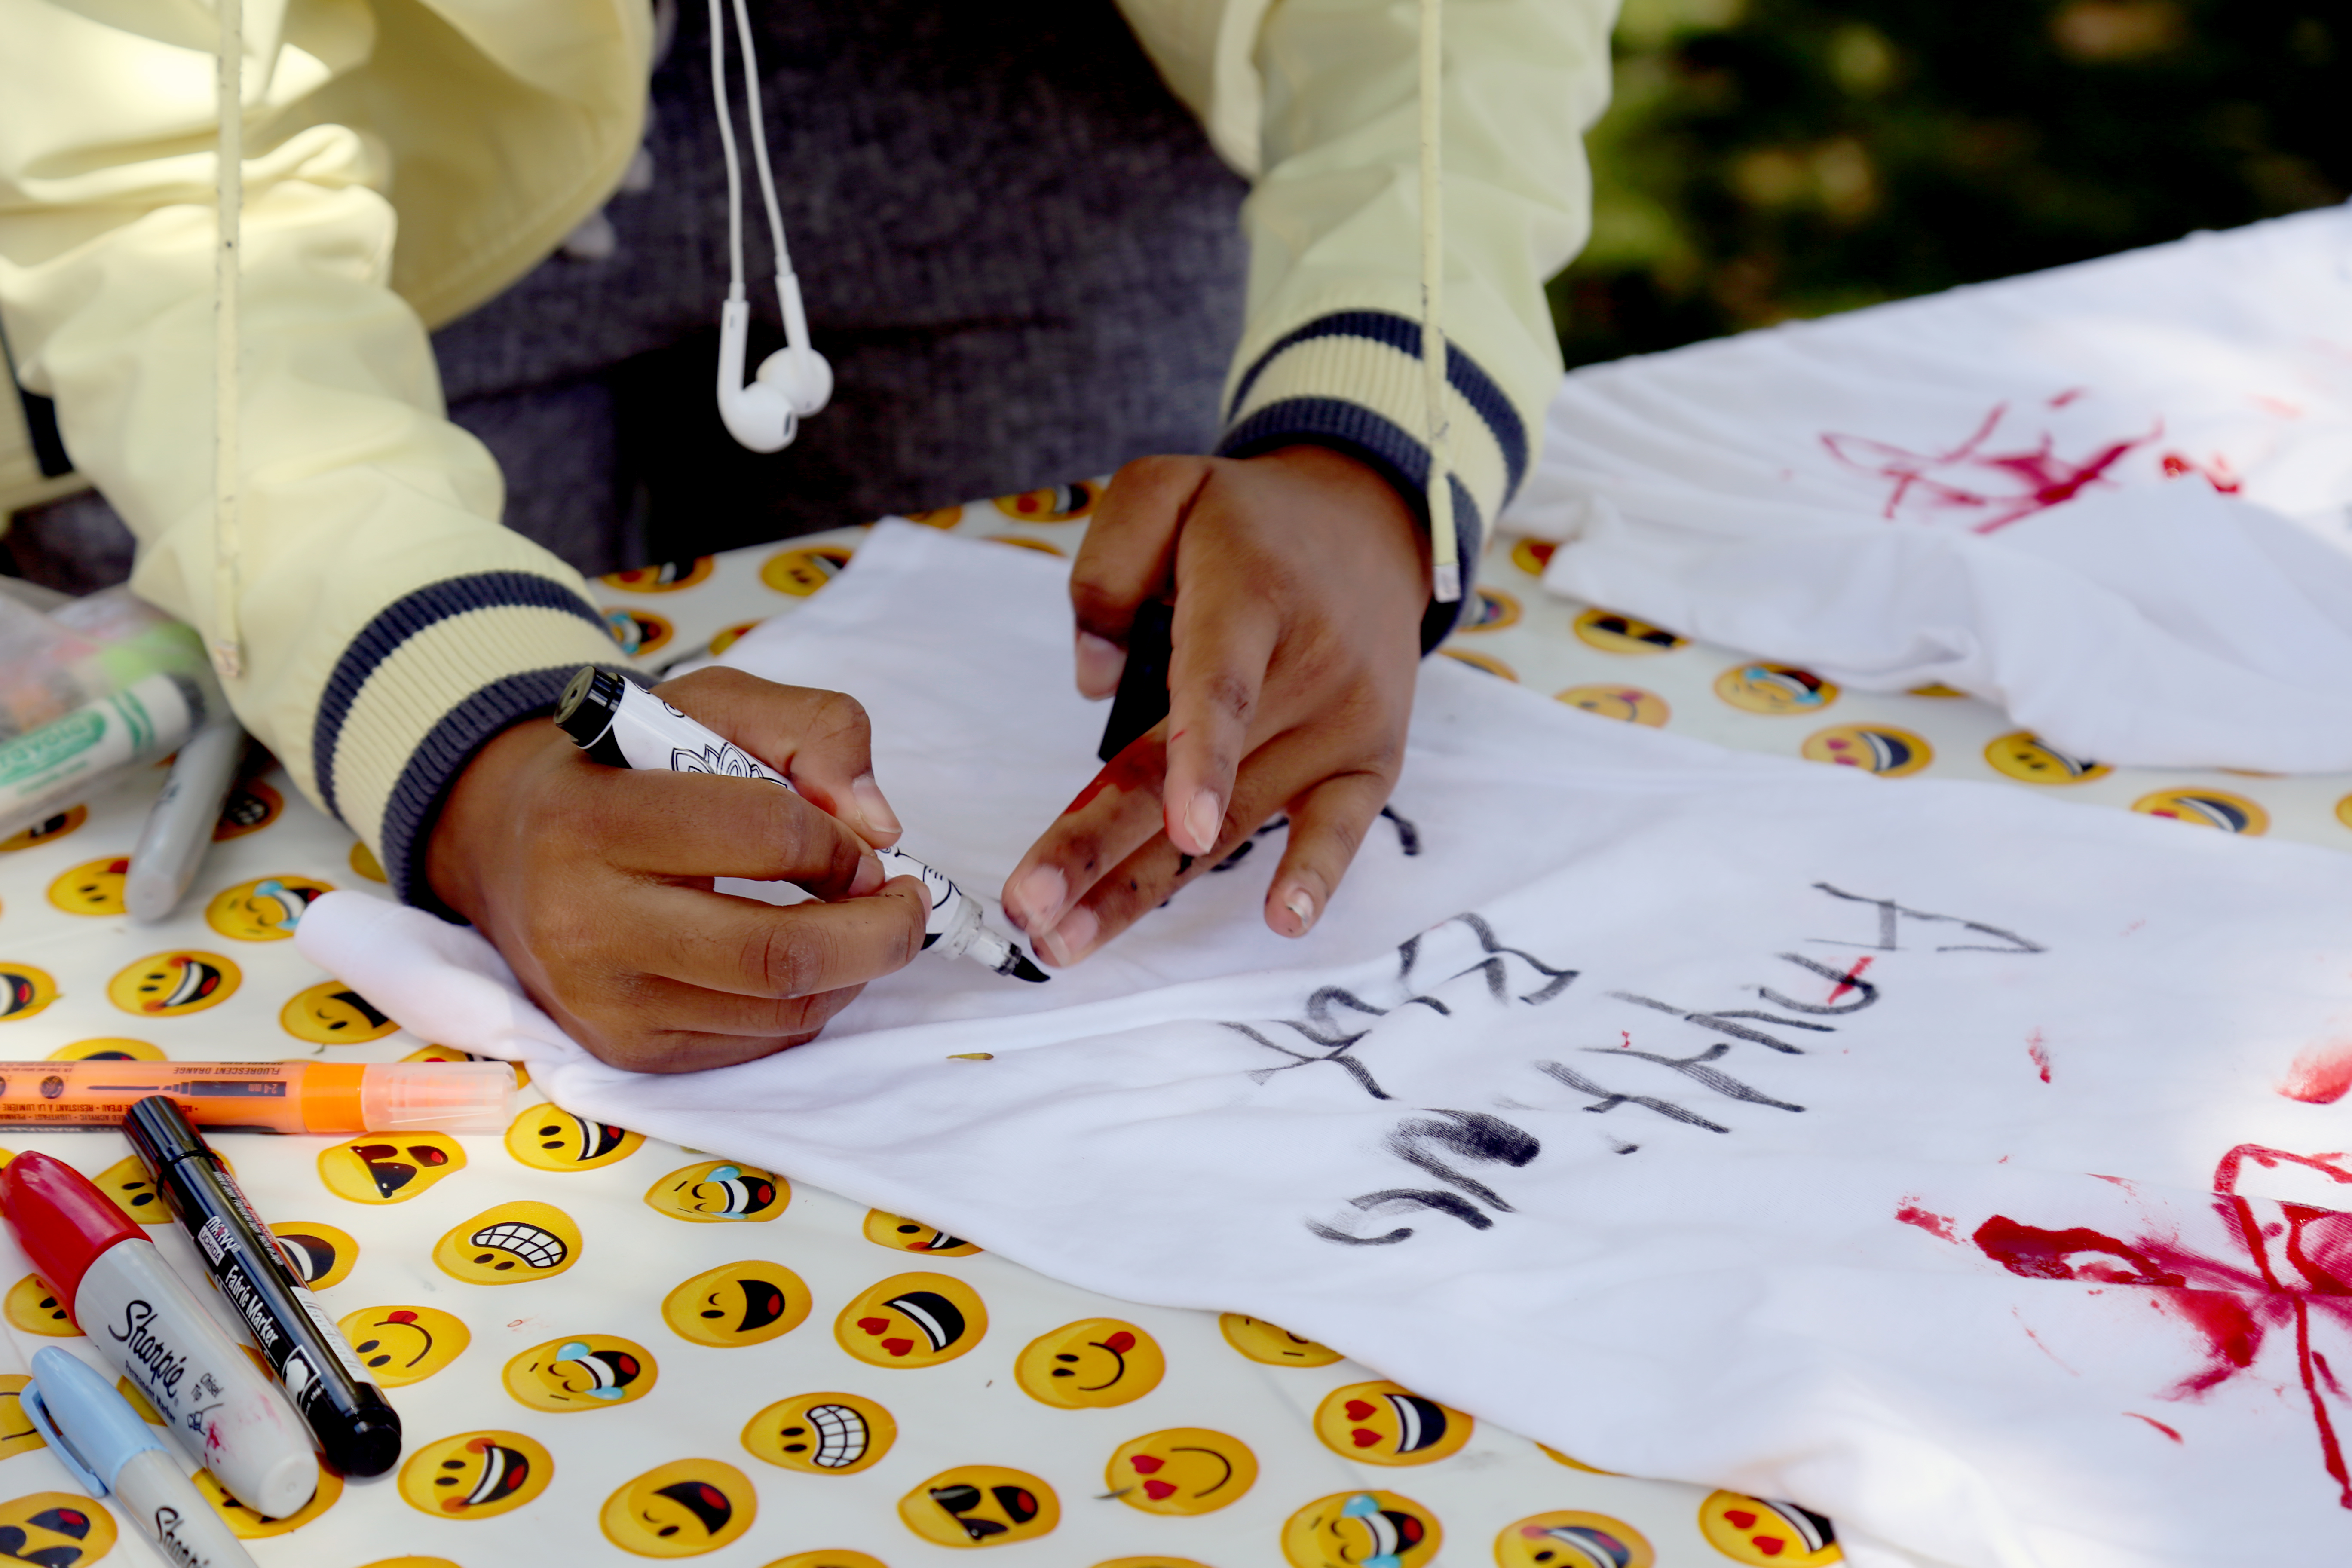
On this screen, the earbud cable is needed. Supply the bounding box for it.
[707,0,746,306]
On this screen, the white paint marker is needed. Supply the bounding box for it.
[127,713,245,922]
[553,666,1047,983]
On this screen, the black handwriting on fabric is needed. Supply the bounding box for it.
[1400,912,1577,1004]
[1808,883,2046,955]
[1534,1060,1733,1133]
[1308,1112,1544,1245]
[1580,1042,1806,1114]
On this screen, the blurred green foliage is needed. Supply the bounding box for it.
[1553,0,2348,367]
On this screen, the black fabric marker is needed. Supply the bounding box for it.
[1097,598,1174,763]
[122,1096,401,1477]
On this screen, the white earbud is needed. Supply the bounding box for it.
[709,0,829,453]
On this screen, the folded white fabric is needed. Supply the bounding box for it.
[1507,203,2352,773]
[303,524,2352,1568]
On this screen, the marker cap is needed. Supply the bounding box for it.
[351,1061,516,1134]
[0,1152,142,1304]
[24,1346,160,1495]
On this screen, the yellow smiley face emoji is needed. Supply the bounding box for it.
[338,1305,472,1387]
[1801,724,1933,777]
[1496,1511,1656,1568]
[740,1391,895,1476]
[432,1201,580,1284]
[1462,587,1520,631]
[0,1494,114,1562]
[600,1459,757,1558]
[1104,1428,1256,1516]
[1554,684,1671,727]
[505,1105,644,1171]
[1281,1491,1442,1568]
[280,979,398,1044]
[194,1464,340,1534]
[108,950,240,1017]
[1983,731,2110,784]
[1572,608,1687,655]
[92,1153,168,1225]
[503,1334,658,1412]
[272,1220,359,1289]
[1313,1381,1474,1466]
[1013,1318,1164,1409]
[1219,1313,1343,1368]
[602,557,716,593]
[47,1038,162,1062]
[643,1159,789,1223]
[835,1273,987,1369]
[861,1208,981,1256]
[398,1431,554,1520]
[1,805,87,851]
[5,1274,78,1337]
[318,1133,466,1204]
[898,1465,1058,1549]
[2132,787,2270,835]
[204,875,333,941]
[47,855,130,915]
[0,1374,46,1460]
[0,965,59,1023]
[1695,1491,1842,1567]
[661,1259,811,1348]
[1715,662,1839,715]
[992,481,1097,521]
[761,545,854,596]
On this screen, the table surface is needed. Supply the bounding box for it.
[0,484,2342,1568]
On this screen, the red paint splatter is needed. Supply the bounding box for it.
[1895,1202,1957,1243]
[2048,387,2086,407]
[1827,956,1874,1004]
[2252,395,2304,418]
[1821,401,2160,533]
[2012,1307,2079,1374]
[2123,920,2145,935]
[2126,1413,2184,1442]
[2282,1042,2352,1106]
[2027,1028,2052,1084]
[2159,451,2241,493]
[1619,1031,1632,1049]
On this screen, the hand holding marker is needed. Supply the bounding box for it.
[555,667,1046,983]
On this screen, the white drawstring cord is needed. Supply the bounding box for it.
[212,0,245,676]
[1419,0,1460,604]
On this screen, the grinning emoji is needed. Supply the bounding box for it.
[47,1038,162,1062]
[271,1220,359,1288]
[503,1334,658,1412]
[1983,731,2111,785]
[835,1272,987,1369]
[0,965,58,1023]
[1554,684,1670,727]
[660,1259,810,1348]
[1,805,88,851]
[761,544,854,597]
[47,855,129,915]
[1715,662,1838,716]
[1801,724,1933,777]
[1104,1428,1257,1516]
[339,1305,471,1387]
[4,1274,78,1337]
[1495,1510,1656,1568]
[0,1373,46,1460]
[1281,1490,1442,1568]
[431,1201,581,1284]
[397,1431,554,1520]
[898,1465,1058,1549]
[600,1459,757,1558]
[318,1133,466,1204]
[1695,1491,1842,1567]
[740,1391,895,1476]
[1313,1381,1474,1466]
[993,481,1097,521]
[107,950,240,1016]
[281,978,399,1044]
[602,557,716,593]
[766,1555,889,1568]
[194,1464,342,1535]
[204,875,332,941]
[862,1208,981,1256]
[0,1493,116,1564]
[2132,787,2270,835]
[643,1158,789,1223]
[1219,1313,1343,1368]
[505,1105,643,1172]
[1572,608,1687,655]
[212,780,281,840]
[92,1153,168,1224]
[1013,1318,1165,1409]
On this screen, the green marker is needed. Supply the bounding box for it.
[0,671,209,842]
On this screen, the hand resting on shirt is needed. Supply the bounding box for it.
[426,666,930,1072]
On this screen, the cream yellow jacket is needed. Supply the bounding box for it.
[0,0,1614,902]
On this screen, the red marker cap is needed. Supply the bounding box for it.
[0,1152,145,1306]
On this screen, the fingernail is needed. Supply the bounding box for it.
[1037,904,1099,967]
[851,772,901,839]
[1183,789,1221,856]
[1283,885,1316,935]
[1075,630,1126,698]
[1007,864,1066,932]
[850,853,884,897]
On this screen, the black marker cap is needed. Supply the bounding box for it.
[555,665,627,745]
[1097,599,1174,763]
[120,1090,209,1176]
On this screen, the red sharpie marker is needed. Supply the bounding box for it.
[0,1152,317,1517]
